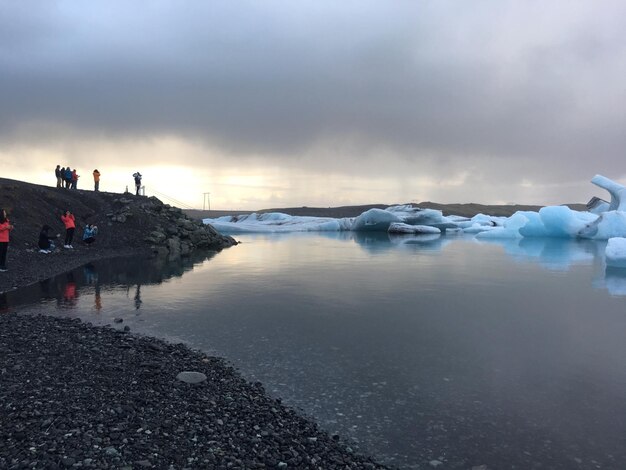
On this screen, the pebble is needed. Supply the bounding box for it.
[176,371,208,384]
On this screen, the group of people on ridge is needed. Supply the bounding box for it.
[54,166,142,195]
[55,165,81,190]
[55,165,101,191]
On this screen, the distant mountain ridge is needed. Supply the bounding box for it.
[186,201,586,221]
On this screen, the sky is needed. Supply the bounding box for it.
[1,1,625,210]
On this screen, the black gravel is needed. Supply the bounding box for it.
[0,313,390,470]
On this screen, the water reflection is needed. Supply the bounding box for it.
[2,234,624,307]
[2,250,218,311]
[4,234,626,469]
[373,234,626,296]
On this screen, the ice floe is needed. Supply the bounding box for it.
[204,175,626,241]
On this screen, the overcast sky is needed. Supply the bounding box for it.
[1,1,625,209]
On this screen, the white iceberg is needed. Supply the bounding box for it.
[605,237,626,268]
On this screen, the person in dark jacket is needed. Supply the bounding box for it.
[38,225,58,253]
[64,166,72,188]
[133,172,142,196]
[55,165,62,188]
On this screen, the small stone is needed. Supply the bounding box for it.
[113,318,123,323]
[176,371,207,384]
[429,460,443,468]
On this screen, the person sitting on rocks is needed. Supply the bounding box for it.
[38,225,59,253]
[82,224,98,245]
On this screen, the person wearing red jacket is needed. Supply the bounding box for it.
[71,169,79,190]
[61,210,76,248]
[0,209,14,271]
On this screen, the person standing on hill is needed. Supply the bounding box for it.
[61,210,76,248]
[55,165,62,188]
[64,166,72,188]
[133,172,142,196]
[71,169,79,189]
[93,169,101,191]
[0,209,14,272]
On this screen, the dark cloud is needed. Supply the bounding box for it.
[1,1,626,188]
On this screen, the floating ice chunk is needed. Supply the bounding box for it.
[578,211,626,239]
[591,174,626,211]
[538,206,595,238]
[462,224,497,234]
[351,206,450,232]
[352,209,402,232]
[605,237,626,268]
[388,223,441,234]
[204,213,351,233]
[475,212,529,239]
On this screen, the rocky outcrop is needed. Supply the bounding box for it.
[107,195,237,257]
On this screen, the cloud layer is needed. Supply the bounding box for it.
[1,1,625,206]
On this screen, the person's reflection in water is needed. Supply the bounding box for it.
[62,273,78,309]
[95,284,102,312]
[134,284,142,310]
[83,263,97,285]
[83,263,102,312]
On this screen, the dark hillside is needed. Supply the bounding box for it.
[0,178,236,292]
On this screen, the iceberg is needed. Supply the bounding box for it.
[204,174,626,241]
[605,237,626,268]
[387,223,441,235]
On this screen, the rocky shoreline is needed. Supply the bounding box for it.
[0,312,389,469]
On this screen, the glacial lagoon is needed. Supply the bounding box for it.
[4,232,626,469]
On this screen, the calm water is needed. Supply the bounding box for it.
[3,233,626,469]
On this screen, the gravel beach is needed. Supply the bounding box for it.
[0,313,389,469]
